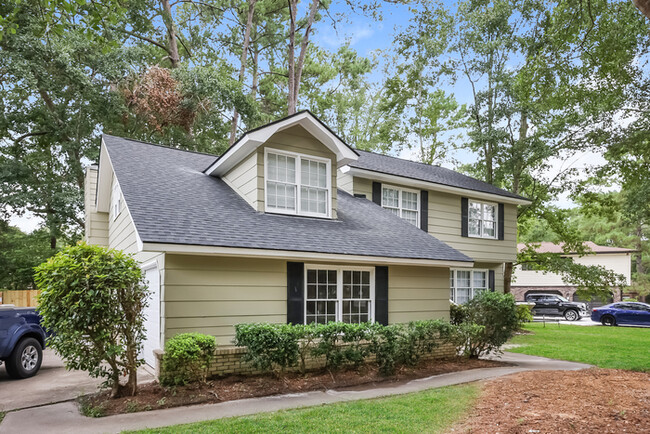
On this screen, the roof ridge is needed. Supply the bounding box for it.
[102,134,220,158]
[355,148,442,168]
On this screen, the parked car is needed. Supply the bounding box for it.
[0,305,46,379]
[524,293,588,321]
[591,302,650,326]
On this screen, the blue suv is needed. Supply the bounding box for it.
[0,305,46,379]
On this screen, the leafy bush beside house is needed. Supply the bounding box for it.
[35,243,148,398]
[160,333,217,386]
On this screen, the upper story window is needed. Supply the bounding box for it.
[468,200,497,239]
[265,148,331,218]
[111,182,122,221]
[381,185,419,227]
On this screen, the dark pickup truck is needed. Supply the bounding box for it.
[525,293,588,321]
[0,305,46,378]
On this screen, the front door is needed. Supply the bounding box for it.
[141,263,160,368]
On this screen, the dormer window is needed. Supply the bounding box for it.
[265,148,331,218]
[111,182,122,221]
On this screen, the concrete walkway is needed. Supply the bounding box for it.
[0,352,592,434]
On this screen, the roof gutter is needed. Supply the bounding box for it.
[342,166,532,206]
[141,242,474,268]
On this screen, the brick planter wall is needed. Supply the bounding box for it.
[154,342,458,380]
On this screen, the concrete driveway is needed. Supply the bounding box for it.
[0,349,154,412]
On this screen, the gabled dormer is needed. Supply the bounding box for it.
[205,111,359,219]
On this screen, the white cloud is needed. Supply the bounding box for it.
[9,211,43,234]
[319,24,375,48]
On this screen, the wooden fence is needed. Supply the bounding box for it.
[0,290,41,307]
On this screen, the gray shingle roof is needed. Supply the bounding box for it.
[349,150,529,201]
[102,135,471,263]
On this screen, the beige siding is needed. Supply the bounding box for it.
[108,175,139,254]
[474,262,505,293]
[84,167,109,246]
[513,253,632,287]
[222,152,258,210]
[163,255,452,345]
[389,265,451,323]
[347,176,517,263]
[338,171,354,195]
[164,255,287,345]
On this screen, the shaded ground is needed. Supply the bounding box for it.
[80,357,506,417]
[453,369,650,434]
[0,349,154,412]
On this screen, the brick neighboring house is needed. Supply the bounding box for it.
[512,242,635,307]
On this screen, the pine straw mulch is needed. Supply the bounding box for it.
[450,368,650,434]
[78,357,506,417]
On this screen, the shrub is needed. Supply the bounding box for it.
[516,303,533,327]
[35,243,148,398]
[234,323,300,374]
[450,303,468,325]
[160,333,217,386]
[311,322,372,370]
[460,291,519,358]
[449,322,486,357]
[396,320,451,367]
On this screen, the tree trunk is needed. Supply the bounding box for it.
[287,0,297,115]
[161,0,180,68]
[292,0,320,105]
[229,0,257,145]
[636,224,645,274]
[251,43,260,100]
[503,262,513,294]
[634,0,650,20]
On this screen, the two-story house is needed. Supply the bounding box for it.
[85,111,530,367]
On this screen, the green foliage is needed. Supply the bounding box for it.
[455,292,519,358]
[0,222,56,290]
[235,320,455,377]
[449,303,468,325]
[160,333,217,386]
[516,304,533,327]
[233,323,300,374]
[35,242,148,397]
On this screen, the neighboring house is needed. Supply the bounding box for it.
[512,241,635,307]
[84,111,530,367]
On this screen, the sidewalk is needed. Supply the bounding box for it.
[0,352,593,434]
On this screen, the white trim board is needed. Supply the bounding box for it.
[206,112,358,177]
[141,242,474,268]
[341,166,532,206]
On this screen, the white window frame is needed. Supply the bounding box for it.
[450,268,489,304]
[264,148,332,218]
[111,182,122,221]
[304,264,375,324]
[468,200,498,239]
[381,184,420,228]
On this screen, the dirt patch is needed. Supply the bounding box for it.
[79,357,505,417]
[452,369,650,433]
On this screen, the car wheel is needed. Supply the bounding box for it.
[601,315,616,327]
[564,309,579,321]
[5,337,43,379]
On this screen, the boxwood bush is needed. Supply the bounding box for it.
[160,333,217,386]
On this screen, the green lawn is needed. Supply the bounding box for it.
[509,323,650,372]
[127,383,479,434]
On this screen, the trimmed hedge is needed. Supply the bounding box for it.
[234,320,453,376]
[160,333,217,386]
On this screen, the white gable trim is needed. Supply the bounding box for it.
[205,111,358,177]
[342,166,532,206]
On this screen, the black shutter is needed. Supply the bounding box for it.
[489,270,495,291]
[498,203,505,241]
[372,182,382,206]
[287,262,304,325]
[461,197,469,237]
[375,266,389,325]
[420,190,428,232]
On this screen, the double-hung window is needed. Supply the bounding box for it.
[468,200,497,239]
[305,266,374,324]
[265,149,330,218]
[381,185,419,227]
[450,269,488,304]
